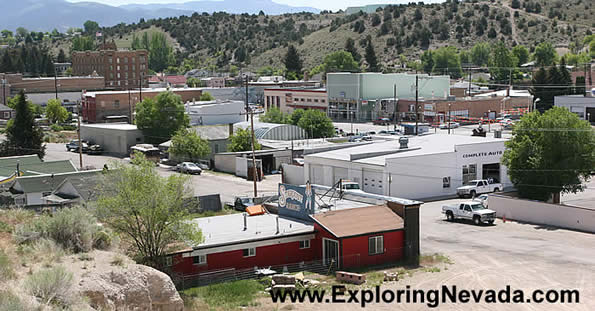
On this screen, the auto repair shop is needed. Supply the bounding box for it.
[302,134,511,200]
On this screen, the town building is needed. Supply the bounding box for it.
[263,87,327,114]
[185,100,244,126]
[555,94,595,123]
[167,184,421,281]
[10,170,102,208]
[0,103,14,120]
[1,73,105,94]
[53,62,72,75]
[82,87,203,123]
[160,124,233,162]
[80,123,145,156]
[326,73,450,122]
[200,77,226,88]
[0,155,77,180]
[301,134,512,200]
[71,49,149,90]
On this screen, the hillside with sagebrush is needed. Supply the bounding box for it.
[31,0,595,73]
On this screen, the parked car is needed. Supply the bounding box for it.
[373,117,391,125]
[379,130,388,134]
[360,135,373,141]
[457,179,502,198]
[293,158,305,166]
[442,201,496,225]
[336,180,365,193]
[473,194,489,208]
[439,122,460,129]
[86,143,103,155]
[66,140,88,152]
[176,162,202,175]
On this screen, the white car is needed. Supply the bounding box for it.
[442,201,496,225]
[473,194,489,208]
[439,122,460,129]
[176,162,202,175]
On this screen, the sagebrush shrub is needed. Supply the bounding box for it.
[24,266,74,307]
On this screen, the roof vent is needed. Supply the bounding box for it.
[399,137,409,149]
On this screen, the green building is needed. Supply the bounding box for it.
[326,73,451,121]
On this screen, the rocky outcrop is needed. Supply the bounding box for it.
[78,261,183,311]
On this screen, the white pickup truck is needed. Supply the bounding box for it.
[456,179,502,198]
[442,201,496,225]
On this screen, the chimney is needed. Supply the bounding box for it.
[399,137,409,149]
[243,212,247,231]
[276,216,279,234]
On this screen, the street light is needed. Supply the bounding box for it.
[533,98,540,112]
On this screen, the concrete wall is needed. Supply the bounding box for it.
[214,153,238,173]
[264,89,327,114]
[282,164,304,185]
[489,194,595,233]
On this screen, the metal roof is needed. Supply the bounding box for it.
[311,205,404,238]
[234,122,307,140]
[12,170,99,194]
[0,156,77,178]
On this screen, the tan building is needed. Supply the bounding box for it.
[72,49,148,90]
[263,88,327,114]
[0,73,104,94]
[82,87,203,123]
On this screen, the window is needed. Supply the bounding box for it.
[243,248,256,257]
[124,57,128,63]
[462,164,477,185]
[299,240,310,249]
[165,256,172,267]
[443,177,451,188]
[192,255,206,265]
[132,57,136,63]
[369,236,384,255]
[117,57,120,64]
[322,99,326,103]
[4,112,10,118]
[108,58,113,64]
[314,99,319,103]
[307,99,312,102]
[114,100,120,108]
[117,65,120,71]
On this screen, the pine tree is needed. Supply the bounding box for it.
[558,58,572,95]
[529,67,549,111]
[1,91,45,158]
[344,38,361,62]
[284,45,302,78]
[365,39,380,72]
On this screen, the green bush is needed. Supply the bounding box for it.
[16,207,99,253]
[0,249,15,281]
[61,124,77,131]
[25,266,74,307]
[0,290,27,311]
[92,229,113,250]
[50,124,63,132]
[0,220,11,233]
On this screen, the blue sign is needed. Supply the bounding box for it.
[278,182,315,221]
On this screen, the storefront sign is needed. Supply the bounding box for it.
[424,104,434,111]
[278,182,315,221]
[462,150,503,159]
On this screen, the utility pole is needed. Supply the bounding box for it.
[249,108,258,197]
[467,68,472,97]
[128,88,132,124]
[448,103,451,135]
[245,75,249,122]
[139,73,143,102]
[415,75,419,135]
[77,100,83,169]
[393,84,397,130]
[2,78,6,107]
[54,68,59,100]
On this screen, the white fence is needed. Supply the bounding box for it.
[282,164,304,185]
[489,194,595,233]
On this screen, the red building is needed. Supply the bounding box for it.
[311,205,405,269]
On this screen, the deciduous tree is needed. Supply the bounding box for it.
[135,91,189,144]
[45,99,68,124]
[296,109,335,138]
[169,128,211,162]
[502,108,595,202]
[228,128,261,152]
[96,155,203,267]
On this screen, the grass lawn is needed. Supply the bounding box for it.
[182,279,266,310]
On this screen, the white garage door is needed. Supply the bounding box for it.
[363,170,384,195]
[310,165,325,185]
[333,167,349,184]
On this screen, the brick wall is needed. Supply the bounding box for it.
[1,73,105,94]
[72,49,148,90]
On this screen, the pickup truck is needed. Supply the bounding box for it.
[442,201,496,225]
[456,179,502,198]
[337,180,365,193]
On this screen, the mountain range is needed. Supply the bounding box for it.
[0,0,319,31]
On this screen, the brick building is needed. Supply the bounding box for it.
[0,73,105,95]
[82,87,203,123]
[263,88,328,114]
[72,49,149,90]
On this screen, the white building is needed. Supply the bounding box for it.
[303,134,512,200]
[554,94,595,123]
[185,100,244,126]
[80,123,144,156]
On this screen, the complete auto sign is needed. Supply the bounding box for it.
[278,182,315,221]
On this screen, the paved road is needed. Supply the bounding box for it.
[44,143,281,204]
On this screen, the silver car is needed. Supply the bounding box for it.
[176,162,202,175]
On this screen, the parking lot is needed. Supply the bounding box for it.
[332,121,513,139]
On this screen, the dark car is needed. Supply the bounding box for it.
[66,140,89,152]
[373,117,391,125]
[234,197,255,211]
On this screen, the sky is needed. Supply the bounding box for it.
[67,0,445,11]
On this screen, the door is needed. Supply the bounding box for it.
[462,204,473,219]
[323,238,339,268]
[363,170,384,195]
